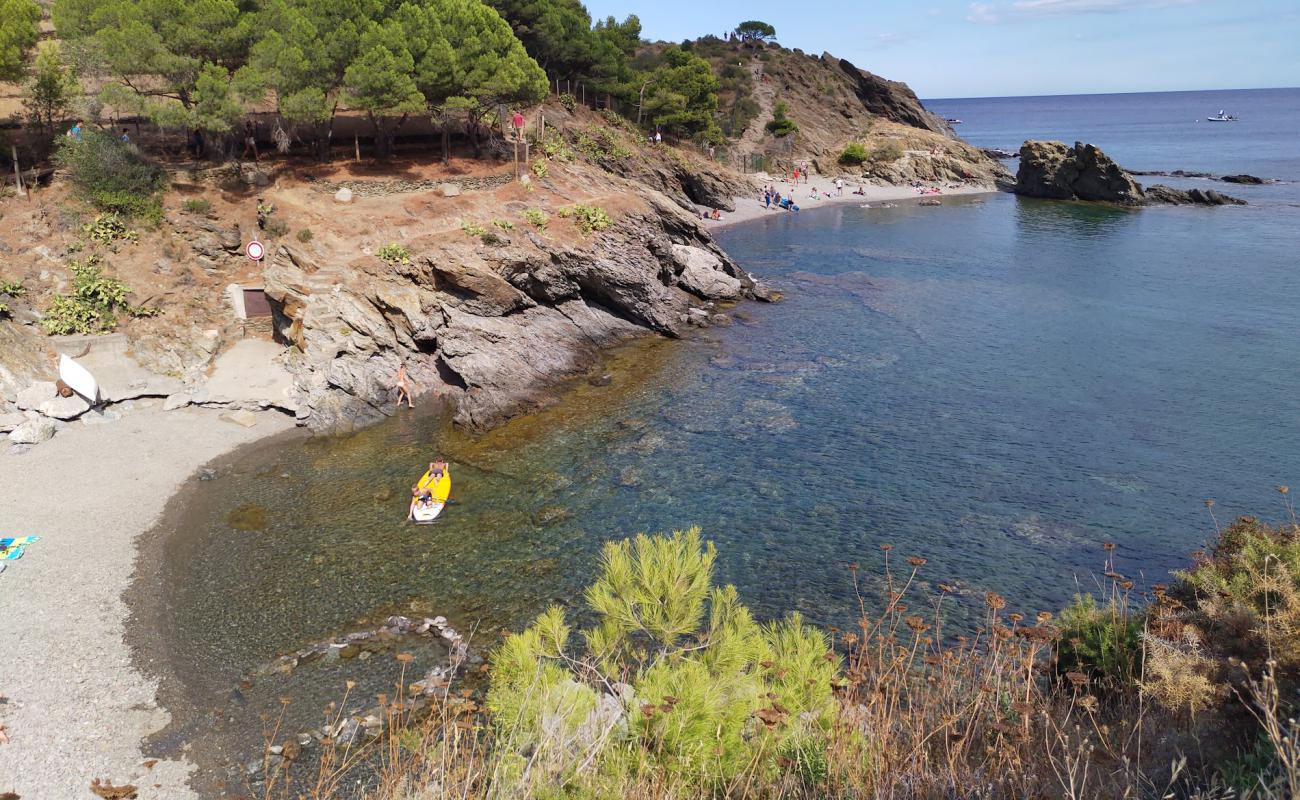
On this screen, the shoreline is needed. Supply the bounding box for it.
[0,406,298,799]
[0,181,991,798]
[704,182,1002,230]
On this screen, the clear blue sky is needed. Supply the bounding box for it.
[582,0,1300,98]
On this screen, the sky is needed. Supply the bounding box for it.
[581,0,1300,98]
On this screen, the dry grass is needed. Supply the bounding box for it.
[251,522,1300,800]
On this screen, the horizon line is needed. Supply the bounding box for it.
[924,85,1300,102]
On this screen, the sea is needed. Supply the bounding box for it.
[140,87,1300,779]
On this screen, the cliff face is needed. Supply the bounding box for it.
[264,165,770,432]
[831,56,952,136]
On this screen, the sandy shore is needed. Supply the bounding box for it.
[703,181,1001,229]
[0,407,295,800]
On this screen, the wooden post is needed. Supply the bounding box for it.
[581,83,585,107]
[354,132,360,162]
[11,145,26,198]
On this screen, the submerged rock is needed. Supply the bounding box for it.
[227,504,269,531]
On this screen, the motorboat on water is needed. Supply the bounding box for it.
[945,117,963,124]
[1206,110,1238,122]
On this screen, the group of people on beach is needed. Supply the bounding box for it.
[762,186,800,212]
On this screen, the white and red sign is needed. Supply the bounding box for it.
[246,240,265,261]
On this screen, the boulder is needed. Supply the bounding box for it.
[0,412,26,432]
[1014,141,1146,204]
[37,394,90,420]
[428,256,535,316]
[16,381,57,411]
[1220,174,1264,185]
[438,183,462,198]
[8,417,56,444]
[671,244,743,300]
[334,187,354,203]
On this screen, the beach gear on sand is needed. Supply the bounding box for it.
[59,354,99,402]
[409,466,452,524]
[0,536,40,560]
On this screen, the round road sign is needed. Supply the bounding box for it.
[246,240,265,261]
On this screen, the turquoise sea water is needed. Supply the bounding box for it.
[146,89,1300,778]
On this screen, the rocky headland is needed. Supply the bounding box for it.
[1014,140,1245,206]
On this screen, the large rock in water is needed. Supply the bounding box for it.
[1142,185,1246,206]
[1015,141,1146,204]
[1015,140,1246,207]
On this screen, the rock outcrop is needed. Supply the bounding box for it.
[1015,141,1146,204]
[1015,141,1246,206]
[264,191,769,432]
[1142,185,1247,206]
[831,56,952,136]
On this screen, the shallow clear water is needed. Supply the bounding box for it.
[146,91,1300,776]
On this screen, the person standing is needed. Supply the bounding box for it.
[835,178,843,196]
[241,120,259,162]
[395,363,414,409]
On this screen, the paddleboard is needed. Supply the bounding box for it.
[409,465,451,524]
[59,353,99,402]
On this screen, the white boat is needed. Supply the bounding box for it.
[946,118,963,124]
[58,353,99,402]
[1206,110,1237,122]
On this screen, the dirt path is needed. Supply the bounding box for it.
[0,407,296,800]
[732,62,778,163]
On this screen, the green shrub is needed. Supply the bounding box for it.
[541,133,571,161]
[558,92,577,111]
[0,280,26,297]
[557,204,612,235]
[1056,593,1143,690]
[492,218,514,231]
[530,158,548,178]
[460,221,486,237]
[574,127,631,166]
[376,242,411,265]
[41,256,154,335]
[263,218,290,238]
[82,213,137,246]
[838,142,869,166]
[479,231,504,245]
[296,228,314,243]
[1172,515,1300,667]
[181,198,211,214]
[522,208,547,229]
[869,141,905,163]
[54,130,165,219]
[765,100,799,138]
[487,529,839,797]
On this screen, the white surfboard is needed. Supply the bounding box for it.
[410,502,445,524]
[59,353,99,402]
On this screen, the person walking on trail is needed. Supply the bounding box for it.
[654,130,662,145]
[241,120,259,162]
[395,364,414,409]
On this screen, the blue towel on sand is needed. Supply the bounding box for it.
[0,536,39,560]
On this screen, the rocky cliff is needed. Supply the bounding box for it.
[263,165,771,432]
[1015,140,1245,206]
